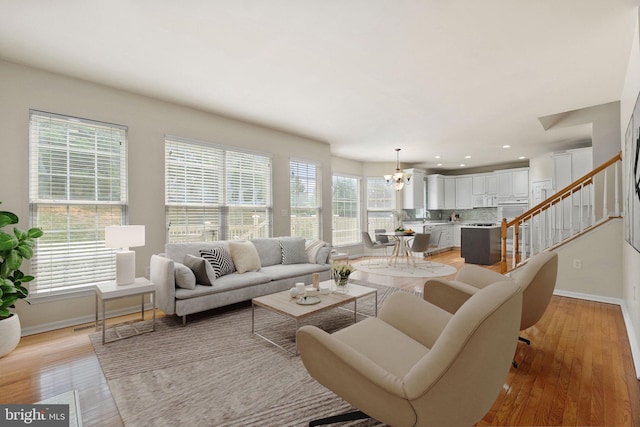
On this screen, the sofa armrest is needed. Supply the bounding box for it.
[150,254,176,315]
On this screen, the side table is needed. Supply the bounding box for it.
[95,277,156,344]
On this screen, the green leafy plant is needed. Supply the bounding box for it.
[0,203,43,319]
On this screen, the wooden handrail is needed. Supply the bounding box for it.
[500,151,622,273]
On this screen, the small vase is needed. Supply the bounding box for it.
[334,274,350,293]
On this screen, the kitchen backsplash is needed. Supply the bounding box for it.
[426,208,499,223]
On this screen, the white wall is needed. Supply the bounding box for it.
[620,9,640,376]
[0,59,332,332]
[554,220,623,299]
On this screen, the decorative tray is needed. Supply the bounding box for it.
[296,296,321,305]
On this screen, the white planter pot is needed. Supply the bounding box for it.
[0,313,21,358]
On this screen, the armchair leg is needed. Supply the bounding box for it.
[309,410,369,426]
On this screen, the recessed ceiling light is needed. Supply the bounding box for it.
[436,163,443,166]
[464,155,471,159]
[518,156,526,160]
[459,164,465,167]
[503,145,511,149]
[435,155,441,159]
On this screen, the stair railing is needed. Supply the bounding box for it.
[501,151,622,273]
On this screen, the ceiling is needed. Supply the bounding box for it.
[1,1,639,170]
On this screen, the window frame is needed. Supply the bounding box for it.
[28,110,128,298]
[289,158,322,240]
[165,135,273,243]
[331,174,361,246]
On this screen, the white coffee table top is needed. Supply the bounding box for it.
[252,281,376,321]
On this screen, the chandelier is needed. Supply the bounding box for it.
[384,148,412,191]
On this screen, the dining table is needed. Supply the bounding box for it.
[380,232,427,267]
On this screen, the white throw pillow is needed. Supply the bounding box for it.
[305,239,325,264]
[228,241,262,274]
[174,262,197,290]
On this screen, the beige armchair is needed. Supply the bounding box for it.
[297,280,522,426]
[424,251,558,367]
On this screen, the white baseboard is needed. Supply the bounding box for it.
[553,289,640,379]
[21,303,155,337]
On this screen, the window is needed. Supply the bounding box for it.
[366,177,396,235]
[165,137,272,242]
[332,175,360,246]
[29,110,127,295]
[290,159,321,240]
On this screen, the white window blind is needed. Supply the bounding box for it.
[290,159,321,240]
[165,137,272,242]
[366,177,395,234]
[29,110,127,295]
[332,175,361,246]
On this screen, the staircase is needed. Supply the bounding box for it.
[501,152,623,274]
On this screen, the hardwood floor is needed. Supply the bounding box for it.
[0,249,638,426]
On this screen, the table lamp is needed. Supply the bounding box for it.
[105,225,145,285]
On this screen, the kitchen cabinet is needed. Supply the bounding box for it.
[402,169,426,210]
[444,177,456,209]
[455,176,473,209]
[453,224,462,247]
[427,174,445,210]
[497,168,529,201]
[471,173,498,207]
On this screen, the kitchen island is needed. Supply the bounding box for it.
[460,224,501,265]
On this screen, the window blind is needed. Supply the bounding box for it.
[29,111,127,295]
[290,159,321,240]
[165,137,272,242]
[332,175,360,246]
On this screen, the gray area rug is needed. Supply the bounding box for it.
[91,282,417,426]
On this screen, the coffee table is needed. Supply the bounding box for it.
[251,280,377,355]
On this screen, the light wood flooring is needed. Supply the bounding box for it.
[0,249,638,426]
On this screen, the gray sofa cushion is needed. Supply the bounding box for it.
[175,271,270,300]
[261,263,329,281]
[280,237,308,265]
[174,262,197,290]
[183,254,216,286]
[250,238,282,267]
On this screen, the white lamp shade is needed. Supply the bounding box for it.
[105,225,145,285]
[105,225,145,250]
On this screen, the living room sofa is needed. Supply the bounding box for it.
[150,237,332,324]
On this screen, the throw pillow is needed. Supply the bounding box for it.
[304,239,325,264]
[174,262,197,290]
[228,240,261,274]
[280,237,309,265]
[200,247,236,278]
[183,254,216,286]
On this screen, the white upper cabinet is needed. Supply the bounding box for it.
[444,176,456,209]
[402,168,426,209]
[471,173,498,207]
[455,176,473,209]
[427,174,445,210]
[497,168,529,202]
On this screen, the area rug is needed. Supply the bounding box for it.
[90,282,417,426]
[353,260,457,278]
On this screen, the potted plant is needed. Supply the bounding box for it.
[330,261,356,292]
[0,202,43,357]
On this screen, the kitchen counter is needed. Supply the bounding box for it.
[460,226,501,265]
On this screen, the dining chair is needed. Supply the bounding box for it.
[362,231,392,267]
